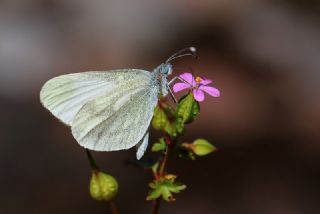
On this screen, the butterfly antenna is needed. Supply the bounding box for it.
[166,47,197,63]
[190,66,195,86]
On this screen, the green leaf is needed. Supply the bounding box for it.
[147,175,186,202]
[147,184,163,200]
[176,92,200,124]
[152,138,166,152]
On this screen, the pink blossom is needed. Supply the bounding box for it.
[172,72,220,102]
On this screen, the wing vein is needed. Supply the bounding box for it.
[77,89,150,143]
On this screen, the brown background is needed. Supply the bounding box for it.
[1,0,320,213]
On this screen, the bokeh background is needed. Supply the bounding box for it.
[1,0,320,213]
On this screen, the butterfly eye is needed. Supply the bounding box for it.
[159,63,172,75]
[164,64,173,75]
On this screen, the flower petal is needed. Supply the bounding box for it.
[179,72,195,86]
[199,85,220,97]
[173,83,191,93]
[193,88,205,102]
[200,78,213,85]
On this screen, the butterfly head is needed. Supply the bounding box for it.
[152,47,197,80]
[159,63,173,76]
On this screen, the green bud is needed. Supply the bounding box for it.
[89,170,118,201]
[192,139,216,156]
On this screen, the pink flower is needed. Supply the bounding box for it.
[172,72,220,102]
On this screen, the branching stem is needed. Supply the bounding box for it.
[152,136,172,214]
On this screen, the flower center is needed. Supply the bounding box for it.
[194,76,202,88]
[195,76,202,83]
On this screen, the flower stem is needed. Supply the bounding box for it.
[85,149,120,214]
[152,136,171,214]
[85,149,99,170]
[152,199,160,214]
[159,139,170,176]
[109,200,120,214]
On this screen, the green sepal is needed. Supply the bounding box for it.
[147,175,186,202]
[176,92,200,124]
[152,104,185,137]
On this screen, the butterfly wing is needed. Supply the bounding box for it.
[71,81,158,152]
[136,132,150,160]
[40,69,151,126]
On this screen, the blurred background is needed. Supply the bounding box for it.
[1,0,320,213]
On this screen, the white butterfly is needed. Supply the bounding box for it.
[40,47,197,159]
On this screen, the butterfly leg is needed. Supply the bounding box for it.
[167,76,189,103]
[168,76,177,85]
[166,84,177,103]
[168,76,189,85]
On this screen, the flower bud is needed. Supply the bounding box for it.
[89,170,118,201]
[192,139,216,156]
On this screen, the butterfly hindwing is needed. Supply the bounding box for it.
[136,132,150,160]
[71,84,158,152]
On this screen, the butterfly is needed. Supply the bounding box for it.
[40,47,197,159]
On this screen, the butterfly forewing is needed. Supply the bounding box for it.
[40,69,151,126]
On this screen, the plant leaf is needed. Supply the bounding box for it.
[147,176,186,202]
[152,138,166,152]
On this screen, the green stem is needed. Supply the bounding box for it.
[152,136,171,214]
[159,141,170,176]
[85,149,99,170]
